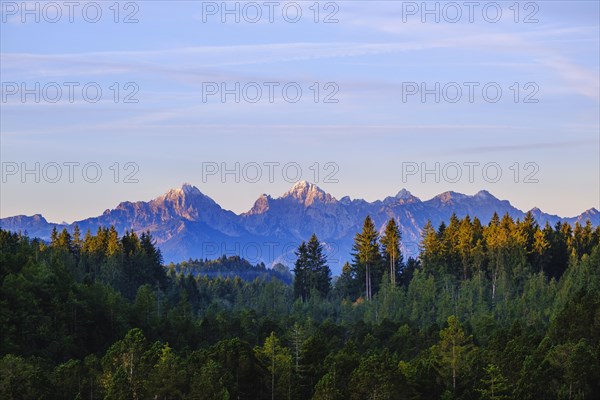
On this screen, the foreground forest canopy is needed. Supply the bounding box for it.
[1,212,599,399]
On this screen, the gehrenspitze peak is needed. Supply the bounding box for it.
[281,181,334,206]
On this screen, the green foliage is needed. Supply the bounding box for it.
[170,255,291,284]
[0,354,49,399]
[189,358,230,400]
[432,316,475,393]
[380,218,402,287]
[477,363,510,400]
[348,351,412,399]
[254,332,292,400]
[293,234,332,301]
[0,215,598,399]
[351,215,384,301]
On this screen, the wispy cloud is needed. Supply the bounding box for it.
[439,139,598,155]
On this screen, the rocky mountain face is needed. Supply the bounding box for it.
[2,181,598,274]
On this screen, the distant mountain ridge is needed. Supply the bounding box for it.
[2,181,598,274]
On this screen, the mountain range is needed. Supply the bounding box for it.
[2,182,598,274]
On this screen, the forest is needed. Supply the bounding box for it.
[1,212,599,399]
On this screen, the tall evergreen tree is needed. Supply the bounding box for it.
[351,216,382,300]
[457,215,474,280]
[293,242,310,302]
[518,211,539,269]
[442,213,462,277]
[335,261,359,300]
[293,234,331,301]
[477,363,510,400]
[434,315,474,393]
[380,218,402,286]
[420,221,442,275]
[306,234,331,297]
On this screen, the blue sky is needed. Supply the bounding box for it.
[1,0,599,222]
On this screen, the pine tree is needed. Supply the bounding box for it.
[420,220,442,275]
[545,222,569,279]
[477,364,509,400]
[457,215,474,280]
[351,216,382,301]
[306,234,331,297]
[335,261,358,300]
[434,315,474,393]
[56,228,73,252]
[293,242,310,302]
[50,226,59,247]
[106,226,120,257]
[68,225,82,271]
[532,229,550,273]
[293,234,331,301]
[442,213,462,277]
[380,218,402,287]
[255,332,292,400]
[72,225,82,250]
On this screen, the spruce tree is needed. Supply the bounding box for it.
[293,234,331,301]
[380,218,402,286]
[306,234,331,297]
[351,216,382,300]
[293,242,310,302]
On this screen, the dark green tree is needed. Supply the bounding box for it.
[380,218,402,287]
[293,234,331,301]
[306,234,332,298]
[352,216,382,300]
[477,363,510,400]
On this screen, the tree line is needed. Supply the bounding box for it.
[0,210,599,399]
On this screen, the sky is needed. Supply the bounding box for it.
[1,0,599,223]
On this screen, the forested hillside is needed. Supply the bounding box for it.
[1,211,599,399]
[168,256,293,285]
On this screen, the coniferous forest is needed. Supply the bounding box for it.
[1,212,599,399]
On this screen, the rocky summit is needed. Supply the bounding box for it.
[2,182,598,274]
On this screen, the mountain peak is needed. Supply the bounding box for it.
[282,181,334,206]
[383,188,420,205]
[182,182,196,190]
[475,189,494,198]
[160,183,205,202]
[435,191,467,203]
[144,183,220,222]
[577,208,599,222]
[288,180,317,191]
[2,185,598,271]
[282,180,320,197]
[32,214,47,222]
[245,193,272,215]
[396,188,421,202]
[395,188,413,199]
[177,183,201,195]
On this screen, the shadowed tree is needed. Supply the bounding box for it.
[293,234,331,302]
[380,218,402,287]
[433,316,474,394]
[352,216,382,300]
